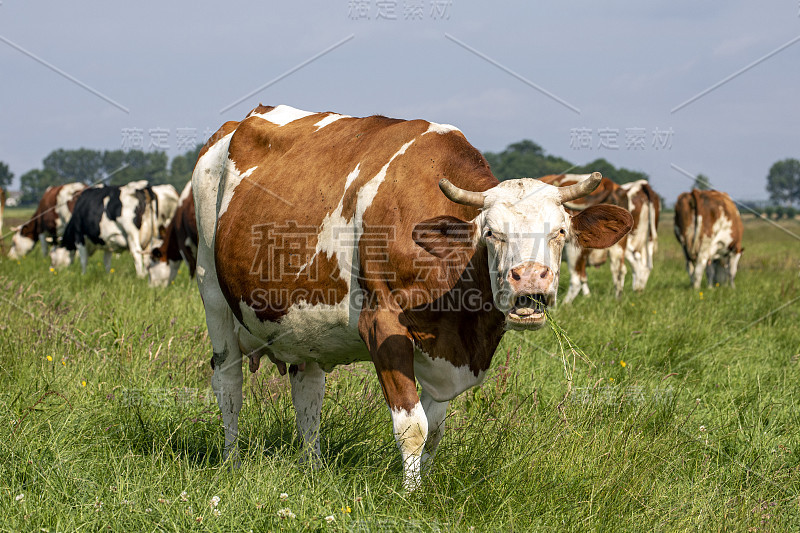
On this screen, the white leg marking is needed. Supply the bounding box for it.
[289,362,326,467]
[391,402,428,491]
[103,250,112,273]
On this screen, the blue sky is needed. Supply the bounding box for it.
[1,0,798,202]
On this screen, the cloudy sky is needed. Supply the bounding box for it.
[2,1,798,202]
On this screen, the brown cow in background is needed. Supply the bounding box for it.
[539,174,660,302]
[8,182,86,259]
[674,189,743,289]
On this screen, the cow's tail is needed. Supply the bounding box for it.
[689,189,703,259]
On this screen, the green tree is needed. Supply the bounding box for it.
[20,168,60,204]
[483,141,649,184]
[694,173,712,190]
[0,161,13,189]
[766,158,800,206]
[483,139,573,181]
[167,144,204,190]
[101,150,169,186]
[43,148,104,184]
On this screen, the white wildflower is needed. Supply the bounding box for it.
[209,495,220,508]
[325,515,336,523]
[279,492,289,501]
[277,508,296,519]
[15,494,24,503]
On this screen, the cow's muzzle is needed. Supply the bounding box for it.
[505,292,554,330]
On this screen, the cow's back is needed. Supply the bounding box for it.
[196,106,496,363]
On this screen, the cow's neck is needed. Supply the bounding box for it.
[403,243,507,377]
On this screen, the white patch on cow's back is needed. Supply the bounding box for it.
[424,122,460,135]
[55,182,87,235]
[413,346,486,402]
[250,105,316,127]
[314,113,349,130]
[218,163,257,217]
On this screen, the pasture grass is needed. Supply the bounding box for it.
[0,214,798,531]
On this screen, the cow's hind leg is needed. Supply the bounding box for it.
[289,362,326,467]
[420,388,448,473]
[198,267,243,465]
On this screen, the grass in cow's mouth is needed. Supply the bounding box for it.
[545,309,593,398]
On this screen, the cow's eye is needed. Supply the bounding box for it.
[559,228,566,236]
[485,230,494,239]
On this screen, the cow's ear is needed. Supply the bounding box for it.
[413,216,475,258]
[570,204,633,249]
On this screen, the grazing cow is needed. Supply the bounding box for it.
[49,182,159,277]
[194,105,633,489]
[152,184,180,238]
[539,174,660,302]
[148,181,198,287]
[8,183,86,259]
[674,189,743,288]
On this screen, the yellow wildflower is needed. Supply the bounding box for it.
[81,380,87,387]
[620,360,626,368]
[46,355,53,361]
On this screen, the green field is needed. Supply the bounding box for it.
[0,212,798,531]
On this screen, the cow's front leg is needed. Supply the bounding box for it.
[608,243,627,298]
[362,311,427,491]
[77,243,89,274]
[420,388,448,473]
[289,362,325,467]
[39,233,49,257]
[103,250,112,273]
[563,242,584,303]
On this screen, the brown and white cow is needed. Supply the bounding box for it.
[50,182,159,277]
[194,105,632,489]
[539,174,659,302]
[8,182,87,259]
[148,181,198,287]
[674,189,743,289]
[152,184,180,238]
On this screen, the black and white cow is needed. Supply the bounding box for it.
[50,182,159,277]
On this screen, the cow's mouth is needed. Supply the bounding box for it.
[506,294,549,329]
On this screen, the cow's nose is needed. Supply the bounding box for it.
[508,262,554,292]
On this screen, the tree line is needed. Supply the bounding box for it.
[0,145,202,205]
[1,141,798,207]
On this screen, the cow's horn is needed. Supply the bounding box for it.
[558,172,602,204]
[439,179,485,208]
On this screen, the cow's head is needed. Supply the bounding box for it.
[147,247,179,288]
[49,246,73,269]
[8,230,35,259]
[431,173,632,330]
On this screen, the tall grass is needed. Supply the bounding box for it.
[0,215,798,531]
